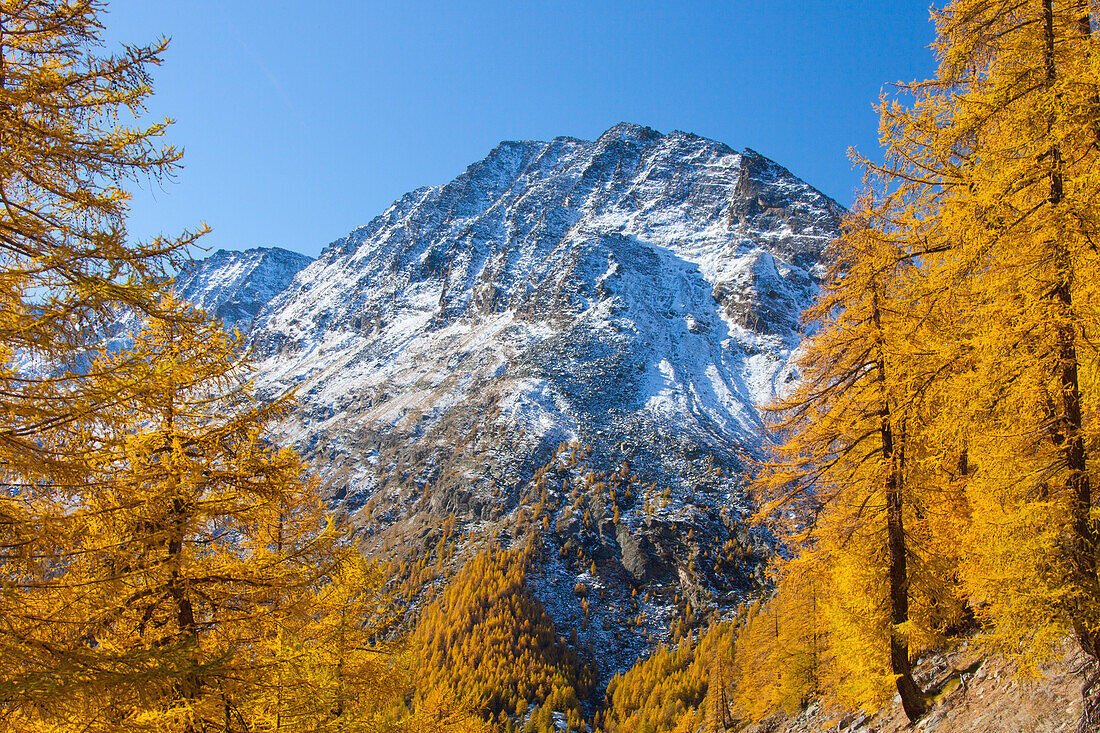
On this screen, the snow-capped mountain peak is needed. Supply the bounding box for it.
[170,124,843,671]
[175,247,313,335]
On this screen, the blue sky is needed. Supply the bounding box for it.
[104,1,939,258]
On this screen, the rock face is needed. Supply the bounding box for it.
[99,246,313,360]
[746,639,1088,733]
[175,247,313,335]
[181,123,843,678]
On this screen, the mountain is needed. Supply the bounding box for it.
[184,123,843,677]
[175,247,314,335]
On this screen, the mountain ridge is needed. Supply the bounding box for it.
[171,123,843,676]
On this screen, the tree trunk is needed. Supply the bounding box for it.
[1042,0,1100,662]
[882,419,927,722]
[1042,5,1100,729]
[872,290,926,722]
[1076,5,1100,147]
[1080,662,1100,733]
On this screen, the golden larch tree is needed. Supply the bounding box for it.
[874,0,1100,691]
[3,300,337,729]
[0,0,204,715]
[750,197,966,721]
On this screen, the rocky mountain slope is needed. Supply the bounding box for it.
[744,639,1089,733]
[178,123,844,678]
[175,247,313,336]
[100,246,312,358]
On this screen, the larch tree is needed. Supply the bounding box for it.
[0,2,492,731]
[4,299,447,732]
[249,551,408,730]
[873,0,1100,696]
[750,0,1100,724]
[750,196,966,722]
[412,545,593,733]
[0,0,202,476]
[3,300,329,729]
[600,621,735,733]
[729,557,824,722]
[0,0,205,717]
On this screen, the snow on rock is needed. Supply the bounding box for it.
[175,247,313,335]
[175,123,843,674]
[248,123,840,496]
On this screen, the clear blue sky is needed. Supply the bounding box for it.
[104,1,939,259]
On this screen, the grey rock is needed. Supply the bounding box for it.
[176,247,313,335]
[159,123,843,677]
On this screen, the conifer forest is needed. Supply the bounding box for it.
[7,0,1100,731]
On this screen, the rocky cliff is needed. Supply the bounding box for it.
[178,123,844,678]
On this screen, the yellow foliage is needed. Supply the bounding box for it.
[873,0,1100,672]
[603,622,735,733]
[747,198,968,721]
[412,545,594,732]
[0,0,204,719]
[0,301,410,730]
[730,560,827,720]
[741,0,1100,725]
